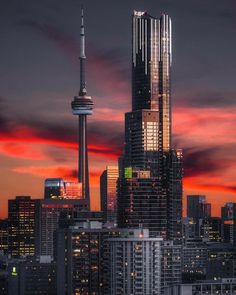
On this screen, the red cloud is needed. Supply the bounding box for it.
[184,177,236,195]
[0,142,46,160]
[13,165,101,188]
[0,125,120,160]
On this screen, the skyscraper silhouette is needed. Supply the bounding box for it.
[118,11,182,242]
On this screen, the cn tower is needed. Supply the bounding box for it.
[71,7,93,209]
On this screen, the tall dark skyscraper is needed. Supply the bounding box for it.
[118,11,182,242]
[57,222,120,295]
[71,7,93,209]
[100,165,119,224]
[8,196,40,257]
[187,195,207,220]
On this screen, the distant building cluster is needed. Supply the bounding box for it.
[0,8,235,295]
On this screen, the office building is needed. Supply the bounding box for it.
[44,178,82,199]
[100,165,118,224]
[233,203,236,247]
[206,243,236,280]
[38,198,86,257]
[200,217,222,242]
[118,169,167,237]
[0,220,8,254]
[117,11,183,242]
[221,203,234,243]
[8,196,40,258]
[8,256,56,295]
[58,210,103,229]
[187,195,212,238]
[187,195,207,220]
[182,239,208,282]
[57,221,119,295]
[0,254,8,295]
[108,228,162,295]
[182,218,197,243]
[164,278,236,295]
[161,241,182,294]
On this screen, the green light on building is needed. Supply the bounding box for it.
[11,266,17,276]
[124,167,132,179]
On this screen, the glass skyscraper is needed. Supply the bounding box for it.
[118,11,182,242]
[100,166,119,224]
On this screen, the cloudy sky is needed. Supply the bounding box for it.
[1,0,236,217]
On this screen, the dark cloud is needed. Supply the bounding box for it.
[88,121,123,152]
[0,96,14,130]
[17,18,130,108]
[0,113,123,160]
[174,90,236,108]
[17,19,78,58]
[183,146,232,177]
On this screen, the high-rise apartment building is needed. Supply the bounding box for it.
[0,219,8,254]
[187,195,207,220]
[8,256,56,295]
[117,11,182,242]
[233,203,236,247]
[8,196,40,258]
[118,169,167,236]
[100,165,118,224]
[221,203,234,243]
[38,198,86,257]
[187,195,212,238]
[57,221,119,295]
[161,241,182,294]
[182,217,197,243]
[182,239,208,282]
[108,228,162,295]
[200,217,222,242]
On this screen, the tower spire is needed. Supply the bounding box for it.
[71,5,93,210]
[79,4,87,96]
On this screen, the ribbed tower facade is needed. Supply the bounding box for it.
[117,11,182,242]
[71,8,93,209]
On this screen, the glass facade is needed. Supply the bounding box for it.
[108,229,162,295]
[44,178,82,200]
[100,166,119,223]
[8,196,40,257]
[118,11,182,243]
[57,223,120,295]
[132,12,172,152]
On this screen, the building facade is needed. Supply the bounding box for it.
[161,241,182,294]
[44,178,82,199]
[57,222,119,295]
[117,10,182,243]
[8,256,56,295]
[164,279,236,295]
[38,198,86,257]
[100,165,118,224]
[8,196,40,258]
[0,219,8,254]
[221,203,234,244]
[108,228,162,295]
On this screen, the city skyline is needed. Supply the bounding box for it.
[1,0,236,218]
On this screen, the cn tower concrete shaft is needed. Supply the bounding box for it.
[71,7,93,209]
[78,115,89,206]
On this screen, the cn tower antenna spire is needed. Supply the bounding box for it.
[71,5,94,210]
[79,4,87,96]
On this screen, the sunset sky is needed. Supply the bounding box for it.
[1,0,236,218]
